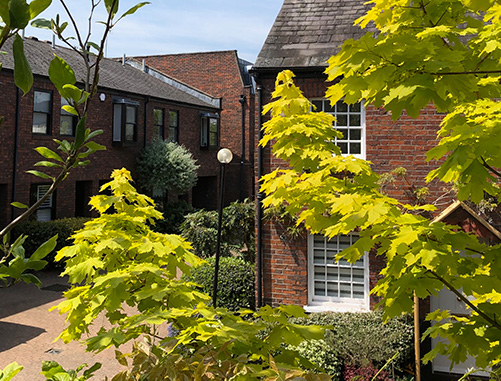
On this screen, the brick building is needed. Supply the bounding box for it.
[132,51,256,206]
[252,0,501,377]
[0,37,223,226]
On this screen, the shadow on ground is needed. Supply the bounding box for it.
[0,321,46,352]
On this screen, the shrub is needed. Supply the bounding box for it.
[152,200,195,234]
[11,217,90,269]
[294,339,343,379]
[180,199,255,260]
[289,311,414,380]
[184,256,255,311]
[136,140,199,195]
[343,363,391,381]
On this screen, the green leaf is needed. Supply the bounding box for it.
[12,34,33,95]
[104,0,119,18]
[49,55,76,96]
[86,41,100,52]
[61,104,78,116]
[35,146,64,162]
[0,362,24,381]
[29,0,51,19]
[61,84,83,104]
[74,115,87,148]
[10,201,28,209]
[30,17,51,29]
[85,129,103,141]
[31,234,58,260]
[9,0,30,29]
[26,170,53,180]
[117,2,149,21]
[85,141,106,151]
[34,160,62,168]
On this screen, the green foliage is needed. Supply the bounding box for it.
[260,0,501,371]
[0,362,23,381]
[152,200,194,234]
[41,361,101,381]
[54,169,331,380]
[136,140,199,195]
[11,217,90,269]
[185,256,256,311]
[180,199,255,261]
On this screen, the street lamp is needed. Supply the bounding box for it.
[212,148,233,307]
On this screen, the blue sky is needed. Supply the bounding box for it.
[24,0,284,63]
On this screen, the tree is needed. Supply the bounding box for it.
[260,0,501,376]
[136,140,199,197]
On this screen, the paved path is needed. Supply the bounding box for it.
[0,271,126,380]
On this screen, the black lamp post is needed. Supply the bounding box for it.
[212,148,233,307]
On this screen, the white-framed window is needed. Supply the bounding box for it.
[312,99,365,159]
[306,233,369,312]
[34,184,53,222]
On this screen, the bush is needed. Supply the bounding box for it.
[136,140,199,195]
[184,256,255,311]
[180,199,255,260]
[152,200,195,234]
[11,217,90,269]
[289,311,414,380]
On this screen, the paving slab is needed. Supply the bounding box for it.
[0,270,127,380]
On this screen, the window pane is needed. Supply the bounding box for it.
[338,142,348,154]
[37,208,52,222]
[314,266,326,280]
[340,268,351,281]
[33,113,48,134]
[349,114,361,126]
[169,111,178,127]
[338,128,348,139]
[312,100,323,111]
[336,114,347,126]
[113,104,122,142]
[327,267,338,280]
[34,91,51,112]
[350,103,361,112]
[126,106,136,123]
[336,101,348,112]
[125,123,135,141]
[340,283,352,298]
[60,115,74,136]
[353,268,365,282]
[349,129,361,140]
[313,249,324,264]
[209,132,217,147]
[353,284,365,299]
[327,283,338,297]
[154,109,163,126]
[314,281,326,296]
[324,100,334,113]
[209,118,218,132]
[350,143,361,154]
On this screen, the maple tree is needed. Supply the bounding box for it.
[260,0,501,377]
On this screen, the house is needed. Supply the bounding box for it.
[0,37,222,225]
[131,51,256,207]
[251,0,499,378]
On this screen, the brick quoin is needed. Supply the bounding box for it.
[254,72,450,308]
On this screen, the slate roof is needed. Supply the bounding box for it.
[0,37,218,109]
[254,0,374,70]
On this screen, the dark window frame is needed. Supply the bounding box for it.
[200,113,219,149]
[153,108,165,140]
[33,89,53,135]
[112,97,139,145]
[168,110,179,143]
[60,97,78,136]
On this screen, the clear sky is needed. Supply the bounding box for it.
[24,0,284,63]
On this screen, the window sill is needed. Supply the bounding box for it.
[304,302,370,313]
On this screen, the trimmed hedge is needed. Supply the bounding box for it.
[289,311,414,380]
[184,256,255,311]
[11,217,90,269]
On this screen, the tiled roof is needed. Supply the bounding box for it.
[0,37,218,109]
[254,0,373,70]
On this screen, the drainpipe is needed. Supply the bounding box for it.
[239,94,246,201]
[11,87,21,221]
[256,84,264,308]
[143,96,150,147]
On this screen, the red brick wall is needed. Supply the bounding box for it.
[0,70,220,224]
[135,51,255,204]
[255,71,449,307]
